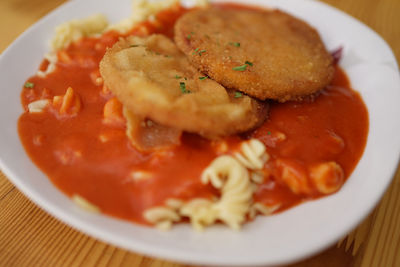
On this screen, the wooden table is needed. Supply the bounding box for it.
[1,0,399,266]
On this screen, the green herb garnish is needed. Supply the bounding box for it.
[187,32,195,40]
[192,48,200,55]
[229,42,240,47]
[232,61,253,71]
[24,82,34,88]
[199,76,208,80]
[267,131,272,135]
[234,91,243,98]
[175,75,182,79]
[198,49,206,56]
[180,82,191,94]
[232,64,247,71]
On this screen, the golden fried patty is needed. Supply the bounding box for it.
[174,7,334,102]
[100,34,268,138]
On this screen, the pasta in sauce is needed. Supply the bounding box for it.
[18,2,368,230]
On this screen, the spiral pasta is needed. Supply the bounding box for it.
[309,161,344,194]
[201,155,253,230]
[249,203,281,219]
[143,206,180,230]
[234,139,269,170]
[250,171,265,184]
[144,156,253,230]
[180,199,217,231]
[143,139,273,231]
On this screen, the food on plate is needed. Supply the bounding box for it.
[174,6,335,102]
[51,14,109,51]
[123,107,183,152]
[17,0,368,231]
[107,0,209,33]
[145,152,256,230]
[100,34,269,138]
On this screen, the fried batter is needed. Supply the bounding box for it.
[174,7,334,102]
[100,34,268,138]
[123,107,182,152]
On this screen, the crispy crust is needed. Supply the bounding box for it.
[174,7,335,102]
[123,107,182,152]
[100,34,268,138]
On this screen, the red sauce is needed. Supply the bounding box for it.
[251,68,368,210]
[18,4,368,225]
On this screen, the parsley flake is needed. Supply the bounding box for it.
[199,76,208,80]
[232,61,253,71]
[192,48,200,55]
[24,82,34,88]
[175,75,182,79]
[267,131,272,135]
[198,49,206,56]
[229,42,240,47]
[180,82,191,94]
[234,91,243,98]
[232,64,247,71]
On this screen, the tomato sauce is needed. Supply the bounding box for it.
[18,4,368,225]
[251,68,368,210]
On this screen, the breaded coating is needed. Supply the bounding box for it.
[100,34,268,138]
[123,107,182,152]
[174,7,335,102]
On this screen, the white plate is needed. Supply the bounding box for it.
[1,0,399,266]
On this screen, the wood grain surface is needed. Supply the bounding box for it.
[1,0,399,266]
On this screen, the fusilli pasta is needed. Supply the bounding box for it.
[234,139,269,170]
[180,199,217,231]
[143,139,274,231]
[143,206,180,231]
[201,156,253,230]
[249,203,281,219]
